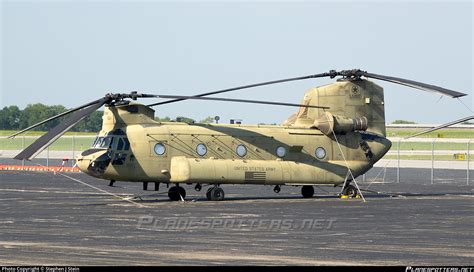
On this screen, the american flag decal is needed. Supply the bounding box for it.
[245,171,266,182]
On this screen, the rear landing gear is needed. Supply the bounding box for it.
[273,185,281,193]
[206,186,225,201]
[108,180,115,187]
[168,185,186,201]
[301,185,314,198]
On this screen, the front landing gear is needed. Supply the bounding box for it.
[301,186,314,198]
[168,185,186,201]
[206,186,225,201]
[341,184,359,198]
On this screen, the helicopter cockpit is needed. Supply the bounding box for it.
[92,136,115,149]
[77,129,133,176]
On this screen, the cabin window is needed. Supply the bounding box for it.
[154,143,166,155]
[236,144,247,157]
[315,147,326,159]
[196,143,207,156]
[276,146,287,158]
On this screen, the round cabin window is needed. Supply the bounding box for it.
[196,143,207,156]
[154,143,166,155]
[276,146,287,158]
[236,144,247,157]
[315,147,326,159]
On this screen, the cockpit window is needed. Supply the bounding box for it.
[92,136,114,148]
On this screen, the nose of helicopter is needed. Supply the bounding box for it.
[75,148,111,176]
[76,155,90,173]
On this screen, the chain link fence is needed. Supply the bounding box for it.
[365,137,472,185]
[0,135,95,167]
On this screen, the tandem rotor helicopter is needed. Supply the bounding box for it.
[10,69,467,201]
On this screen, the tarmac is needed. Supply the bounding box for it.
[0,167,473,266]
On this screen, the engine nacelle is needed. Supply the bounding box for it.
[313,112,368,136]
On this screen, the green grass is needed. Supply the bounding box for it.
[383,154,474,161]
[395,142,473,151]
[1,136,95,151]
[0,130,97,136]
[386,128,474,139]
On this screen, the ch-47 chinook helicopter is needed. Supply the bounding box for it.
[10,69,466,201]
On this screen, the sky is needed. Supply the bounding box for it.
[1,0,473,125]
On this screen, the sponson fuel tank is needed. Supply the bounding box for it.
[170,156,371,185]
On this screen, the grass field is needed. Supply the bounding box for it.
[386,128,474,139]
[0,136,95,151]
[384,155,474,161]
[0,130,96,137]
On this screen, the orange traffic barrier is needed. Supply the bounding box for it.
[0,165,81,172]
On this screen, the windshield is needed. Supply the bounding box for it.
[92,136,114,148]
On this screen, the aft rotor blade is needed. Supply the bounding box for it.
[406,116,474,139]
[154,95,330,109]
[147,72,334,107]
[8,98,106,138]
[13,99,107,160]
[363,72,467,98]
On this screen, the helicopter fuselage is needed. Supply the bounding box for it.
[76,105,391,186]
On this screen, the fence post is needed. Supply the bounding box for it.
[431,139,435,185]
[71,135,76,166]
[468,140,471,186]
[397,138,401,183]
[46,146,49,167]
[21,136,25,167]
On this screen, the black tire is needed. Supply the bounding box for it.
[178,186,186,199]
[342,185,358,198]
[210,187,225,201]
[206,188,213,200]
[301,185,314,198]
[168,186,180,201]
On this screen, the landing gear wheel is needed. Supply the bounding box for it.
[168,186,186,201]
[206,188,213,200]
[206,186,225,201]
[301,186,314,198]
[178,186,186,199]
[342,184,358,198]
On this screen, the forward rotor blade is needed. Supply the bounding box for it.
[405,116,474,139]
[154,95,330,109]
[363,72,467,98]
[8,98,106,138]
[147,72,334,107]
[13,99,107,160]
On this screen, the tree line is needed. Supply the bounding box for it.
[0,103,215,132]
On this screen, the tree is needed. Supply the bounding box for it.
[199,116,215,124]
[72,111,103,132]
[19,103,62,131]
[0,106,21,130]
[391,120,417,124]
[176,116,195,123]
[155,116,172,122]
